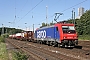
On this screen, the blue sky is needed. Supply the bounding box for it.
[0,0,89,30]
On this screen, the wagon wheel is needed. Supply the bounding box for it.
[58,44,60,48]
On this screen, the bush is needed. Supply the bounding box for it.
[0,42,8,60]
[1,34,9,38]
[13,51,28,60]
[78,35,90,40]
[0,36,5,43]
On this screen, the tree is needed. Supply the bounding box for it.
[66,10,90,35]
[40,22,47,28]
[78,10,90,35]
[0,27,24,35]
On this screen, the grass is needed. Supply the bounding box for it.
[0,43,8,60]
[78,35,90,40]
[0,36,5,43]
[0,35,28,60]
[0,36,8,60]
[12,51,28,60]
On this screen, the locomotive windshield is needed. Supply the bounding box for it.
[62,26,76,33]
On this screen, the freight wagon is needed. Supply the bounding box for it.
[35,23,78,47]
[15,33,22,40]
[21,31,34,41]
[9,31,34,41]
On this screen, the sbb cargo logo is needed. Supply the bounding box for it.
[37,30,46,38]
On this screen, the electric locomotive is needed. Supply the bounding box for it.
[35,22,78,47]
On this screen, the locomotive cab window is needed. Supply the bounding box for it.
[62,26,76,33]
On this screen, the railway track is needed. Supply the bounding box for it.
[6,38,90,60]
[6,38,64,60]
[6,39,46,60]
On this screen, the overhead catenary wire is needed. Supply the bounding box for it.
[16,0,43,24]
[39,0,87,23]
[16,0,28,18]
[12,0,16,27]
[15,0,87,27]
[13,0,29,27]
[37,14,54,24]
[61,0,87,12]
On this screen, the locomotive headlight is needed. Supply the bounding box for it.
[63,36,66,39]
[74,36,77,39]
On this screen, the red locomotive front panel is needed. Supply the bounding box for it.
[55,23,78,47]
[62,25,78,40]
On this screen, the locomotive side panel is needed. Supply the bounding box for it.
[35,26,56,40]
[35,26,60,45]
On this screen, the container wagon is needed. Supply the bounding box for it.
[21,31,34,41]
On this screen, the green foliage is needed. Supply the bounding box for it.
[0,36,5,43]
[40,21,54,28]
[66,19,73,23]
[67,10,90,36]
[78,35,90,40]
[0,42,8,60]
[13,51,28,60]
[1,33,9,38]
[0,27,24,35]
[41,22,47,27]
[76,10,90,35]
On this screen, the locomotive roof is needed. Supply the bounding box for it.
[36,25,55,30]
[36,23,74,31]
